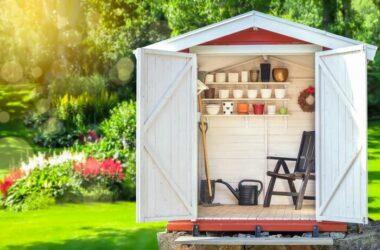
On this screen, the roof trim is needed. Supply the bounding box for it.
[145,11,377,60]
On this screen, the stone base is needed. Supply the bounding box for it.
[157,222,380,250]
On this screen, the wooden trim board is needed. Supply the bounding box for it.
[175,236,334,245]
[167,220,347,232]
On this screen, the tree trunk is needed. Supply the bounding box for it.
[341,0,352,37]
[322,0,338,30]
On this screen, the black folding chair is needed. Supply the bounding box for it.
[264,131,315,210]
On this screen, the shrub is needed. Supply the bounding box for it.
[75,101,136,199]
[48,74,108,99]
[4,162,81,211]
[0,169,24,198]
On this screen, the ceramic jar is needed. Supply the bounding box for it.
[222,102,234,115]
[250,70,259,82]
[219,89,229,99]
[261,89,272,99]
[272,68,289,82]
[228,73,239,82]
[215,73,226,82]
[267,105,276,115]
[206,104,220,115]
[241,71,249,82]
[204,88,215,98]
[237,103,249,114]
[205,74,214,83]
[233,89,244,99]
[247,89,258,99]
[274,89,286,99]
[260,63,271,82]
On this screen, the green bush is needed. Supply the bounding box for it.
[25,74,120,148]
[48,74,108,99]
[76,101,136,199]
[4,162,81,211]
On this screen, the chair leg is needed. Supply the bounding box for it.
[264,176,277,207]
[295,177,309,210]
[287,180,298,206]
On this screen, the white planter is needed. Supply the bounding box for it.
[274,89,286,99]
[228,73,239,82]
[205,74,214,83]
[241,71,249,82]
[215,73,226,82]
[233,89,243,99]
[247,89,258,99]
[261,89,272,99]
[219,89,230,99]
[206,104,220,115]
[267,105,276,115]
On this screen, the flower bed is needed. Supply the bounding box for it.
[0,151,125,211]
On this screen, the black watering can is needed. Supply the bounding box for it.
[215,179,263,206]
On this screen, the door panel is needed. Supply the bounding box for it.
[136,48,197,222]
[316,45,367,224]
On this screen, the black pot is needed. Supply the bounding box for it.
[200,180,215,204]
[260,63,271,82]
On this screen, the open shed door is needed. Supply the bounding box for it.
[135,48,197,222]
[315,45,367,224]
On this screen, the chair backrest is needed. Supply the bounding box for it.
[294,131,315,173]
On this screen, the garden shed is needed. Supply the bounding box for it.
[135,10,377,234]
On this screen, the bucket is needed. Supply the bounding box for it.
[253,103,265,115]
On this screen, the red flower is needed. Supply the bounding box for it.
[306,86,315,95]
[74,158,101,177]
[74,158,124,181]
[100,159,124,181]
[0,169,24,197]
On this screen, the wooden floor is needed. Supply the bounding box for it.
[198,205,315,220]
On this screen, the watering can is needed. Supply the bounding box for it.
[215,179,263,206]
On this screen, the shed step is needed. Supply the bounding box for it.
[175,236,334,246]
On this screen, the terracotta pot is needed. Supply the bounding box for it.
[253,103,265,115]
[272,68,289,82]
[237,103,249,114]
[204,88,215,98]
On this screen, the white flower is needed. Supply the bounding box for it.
[20,150,86,174]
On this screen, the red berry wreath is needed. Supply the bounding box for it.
[298,86,315,112]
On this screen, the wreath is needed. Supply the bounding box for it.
[298,86,315,112]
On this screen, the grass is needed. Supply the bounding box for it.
[368,119,380,220]
[0,202,165,250]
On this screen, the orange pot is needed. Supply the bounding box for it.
[237,103,249,114]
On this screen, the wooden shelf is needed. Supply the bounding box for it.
[205,82,290,85]
[203,98,289,101]
[203,114,289,117]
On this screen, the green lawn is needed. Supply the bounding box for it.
[368,119,380,220]
[0,202,165,250]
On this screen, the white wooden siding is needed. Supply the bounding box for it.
[316,45,367,224]
[136,49,197,222]
[198,55,315,205]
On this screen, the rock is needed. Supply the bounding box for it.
[330,232,345,240]
[302,233,312,238]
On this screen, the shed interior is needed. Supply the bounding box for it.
[196,53,316,220]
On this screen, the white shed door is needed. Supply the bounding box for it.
[135,48,197,222]
[316,45,367,224]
